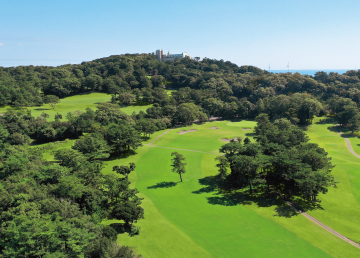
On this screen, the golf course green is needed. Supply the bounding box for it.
[97,120,360,257]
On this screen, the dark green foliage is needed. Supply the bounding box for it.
[219,116,336,204]
[327,97,360,129]
[87,238,142,258]
[113,163,136,179]
[72,133,111,161]
[130,226,141,237]
[0,145,143,257]
[105,123,142,154]
[2,54,360,129]
[173,103,208,125]
[135,119,157,137]
[111,201,144,226]
[43,95,60,109]
[215,156,229,180]
[1,52,360,256]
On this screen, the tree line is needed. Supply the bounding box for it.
[2,54,360,129]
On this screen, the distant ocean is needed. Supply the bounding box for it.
[270,69,352,76]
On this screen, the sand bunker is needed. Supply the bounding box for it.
[177,129,198,134]
[221,137,241,142]
[210,127,219,129]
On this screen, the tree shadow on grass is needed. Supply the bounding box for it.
[292,197,324,212]
[273,203,298,218]
[106,149,137,161]
[94,101,110,104]
[192,176,220,194]
[192,176,323,218]
[109,223,131,235]
[33,108,51,111]
[327,125,355,138]
[147,181,178,189]
[316,117,335,124]
[229,118,243,123]
[141,136,150,141]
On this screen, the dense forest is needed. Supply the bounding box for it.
[1,54,360,129]
[0,54,359,257]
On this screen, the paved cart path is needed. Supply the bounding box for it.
[147,129,173,146]
[337,126,360,158]
[279,193,360,249]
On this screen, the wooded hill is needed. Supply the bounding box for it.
[1,54,360,128]
[0,54,359,257]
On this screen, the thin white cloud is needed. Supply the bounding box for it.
[0,43,4,46]
[18,43,24,46]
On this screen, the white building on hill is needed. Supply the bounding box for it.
[155,49,189,62]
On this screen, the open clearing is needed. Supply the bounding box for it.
[99,120,360,258]
[0,93,152,121]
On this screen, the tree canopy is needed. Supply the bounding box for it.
[219,115,336,204]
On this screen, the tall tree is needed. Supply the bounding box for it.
[43,95,60,109]
[171,152,187,182]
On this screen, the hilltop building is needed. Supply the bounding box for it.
[155,49,189,62]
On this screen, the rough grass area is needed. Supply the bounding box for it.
[99,120,360,258]
[0,93,151,121]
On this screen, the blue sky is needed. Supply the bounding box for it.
[1,0,359,69]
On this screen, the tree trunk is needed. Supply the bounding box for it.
[312,192,316,205]
[249,183,252,194]
[180,173,183,182]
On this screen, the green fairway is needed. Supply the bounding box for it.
[100,120,360,258]
[151,121,257,153]
[304,118,360,243]
[0,93,151,121]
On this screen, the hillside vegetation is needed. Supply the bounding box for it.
[1,54,360,257]
[1,54,360,128]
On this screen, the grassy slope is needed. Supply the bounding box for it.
[305,119,360,243]
[34,118,360,257]
[0,93,151,121]
[103,121,360,257]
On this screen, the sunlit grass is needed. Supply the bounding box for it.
[100,121,360,257]
[0,93,151,121]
